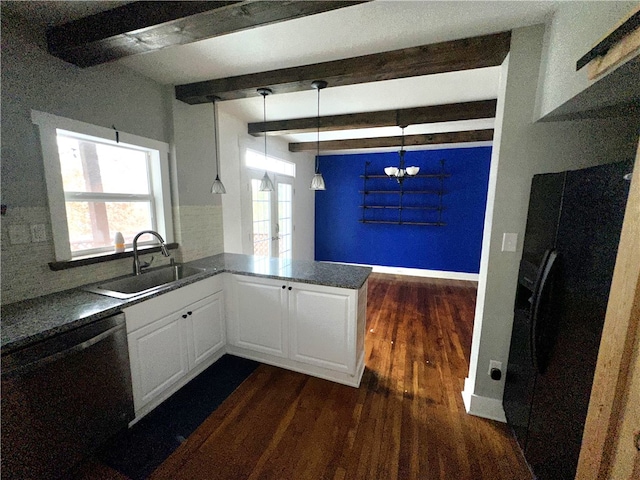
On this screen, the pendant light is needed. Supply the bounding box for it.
[384,125,419,184]
[210,96,226,194]
[310,80,328,191]
[257,87,275,192]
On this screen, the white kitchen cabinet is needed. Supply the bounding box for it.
[226,275,288,358]
[127,311,189,412]
[289,282,355,374]
[186,290,225,368]
[124,275,225,420]
[226,274,367,387]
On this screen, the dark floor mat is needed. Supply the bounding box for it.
[97,354,259,480]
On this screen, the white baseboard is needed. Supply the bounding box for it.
[325,262,479,282]
[461,377,507,423]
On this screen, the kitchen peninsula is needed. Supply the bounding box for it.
[2,253,371,419]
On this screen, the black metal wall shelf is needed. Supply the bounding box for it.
[358,190,442,194]
[360,205,441,210]
[359,160,448,226]
[359,173,451,179]
[360,220,446,226]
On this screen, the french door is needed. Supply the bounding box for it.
[249,175,293,260]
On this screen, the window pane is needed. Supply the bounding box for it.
[245,149,296,177]
[65,201,153,252]
[278,183,293,260]
[57,135,150,194]
[251,179,271,256]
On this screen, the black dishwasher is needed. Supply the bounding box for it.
[1,313,134,479]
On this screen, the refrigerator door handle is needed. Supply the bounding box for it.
[530,249,558,373]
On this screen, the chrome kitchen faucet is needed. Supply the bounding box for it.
[132,230,170,275]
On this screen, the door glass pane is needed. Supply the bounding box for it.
[278,183,293,260]
[251,179,271,256]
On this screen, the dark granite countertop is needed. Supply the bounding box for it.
[191,253,371,290]
[1,253,371,353]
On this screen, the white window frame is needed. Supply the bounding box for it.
[32,110,174,261]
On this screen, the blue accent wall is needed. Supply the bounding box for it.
[314,146,492,274]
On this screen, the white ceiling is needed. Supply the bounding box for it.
[3,0,560,148]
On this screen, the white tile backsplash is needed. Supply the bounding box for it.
[1,204,224,305]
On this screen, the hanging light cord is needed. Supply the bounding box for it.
[399,126,406,170]
[263,91,268,163]
[316,87,321,174]
[213,98,220,176]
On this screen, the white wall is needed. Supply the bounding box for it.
[170,100,225,263]
[218,102,316,261]
[535,1,639,119]
[464,24,640,419]
[0,13,174,304]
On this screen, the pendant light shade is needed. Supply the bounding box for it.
[211,175,226,194]
[310,80,328,191]
[259,170,274,191]
[210,96,226,194]
[258,88,274,192]
[310,173,326,190]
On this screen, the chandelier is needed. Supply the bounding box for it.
[384,125,419,183]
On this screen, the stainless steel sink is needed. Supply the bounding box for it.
[83,264,206,299]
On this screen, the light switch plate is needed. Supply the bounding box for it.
[31,224,47,242]
[501,233,518,252]
[9,224,31,244]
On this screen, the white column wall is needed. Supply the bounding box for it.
[464,24,640,421]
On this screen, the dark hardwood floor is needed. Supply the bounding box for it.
[77,273,532,479]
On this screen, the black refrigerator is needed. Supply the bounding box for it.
[503,160,632,480]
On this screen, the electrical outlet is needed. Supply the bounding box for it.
[31,224,47,242]
[489,360,502,376]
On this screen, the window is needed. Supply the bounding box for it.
[32,111,173,261]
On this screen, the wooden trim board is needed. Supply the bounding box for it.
[576,139,640,479]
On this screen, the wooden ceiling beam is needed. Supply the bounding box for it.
[288,129,494,152]
[175,31,511,104]
[46,1,366,67]
[248,99,497,136]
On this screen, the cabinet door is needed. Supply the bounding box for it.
[230,275,288,357]
[127,314,189,412]
[186,291,226,369]
[289,282,355,374]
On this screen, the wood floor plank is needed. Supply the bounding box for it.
[89,273,532,480]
